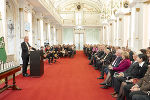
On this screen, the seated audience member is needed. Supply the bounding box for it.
[97,49,123,80]
[88,45,93,60]
[92,45,98,54]
[146,49,150,65]
[109,51,131,73]
[113,53,148,98]
[140,49,147,55]
[45,45,54,64]
[127,49,134,63]
[96,49,114,79]
[89,45,102,65]
[91,45,105,66]
[68,46,73,57]
[132,94,150,100]
[100,51,131,89]
[124,65,150,100]
[94,49,107,70]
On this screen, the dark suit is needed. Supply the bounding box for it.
[102,56,122,76]
[124,66,150,100]
[132,94,150,100]
[91,50,104,64]
[114,62,145,94]
[94,53,106,69]
[21,42,36,75]
[93,51,104,65]
[100,52,114,76]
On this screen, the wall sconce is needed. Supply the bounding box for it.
[136,8,140,12]
[136,37,139,40]
[19,8,23,12]
[119,18,122,21]
[37,19,40,21]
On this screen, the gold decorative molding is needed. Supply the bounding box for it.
[136,36,139,40]
[144,0,150,4]
[119,38,122,41]
[37,19,40,21]
[136,8,140,12]
[19,8,23,12]
[115,20,117,22]
[119,18,122,21]
[125,12,131,16]
[110,23,112,26]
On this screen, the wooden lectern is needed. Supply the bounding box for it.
[30,50,44,77]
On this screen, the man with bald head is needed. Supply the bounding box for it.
[21,36,36,77]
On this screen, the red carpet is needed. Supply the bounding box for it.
[0,51,115,100]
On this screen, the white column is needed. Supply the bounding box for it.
[102,26,105,44]
[115,18,119,46]
[47,23,51,44]
[19,8,25,39]
[56,28,62,44]
[130,3,145,51]
[27,11,33,46]
[40,19,44,46]
[123,15,130,48]
[105,26,108,45]
[143,4,150,48]
[117,16,124,47]
[51,26,54,45]
[107,25,110,45]
[0,0,6,38]
[128,14,132,49]
[36,13,44,47]
[109,21,115,46]
[53,26,56,45]
[114,19,118,46]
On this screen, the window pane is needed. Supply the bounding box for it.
[62,28,73,44]
[86,28,100,44]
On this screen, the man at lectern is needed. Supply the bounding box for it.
[21,36,36,77]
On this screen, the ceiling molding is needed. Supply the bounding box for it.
[53,0,101,13]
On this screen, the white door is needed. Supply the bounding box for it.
[75,33,84,50]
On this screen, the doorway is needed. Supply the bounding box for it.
[75,33,84,50]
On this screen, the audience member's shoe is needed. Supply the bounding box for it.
[94,67,99,70]
[23,74,26,77]
[97,76,104,79]
[112,94,118,98]
[99,82,106,85]
[110,92,117,95]
[100,85,109,89]
[89,63,93,65]
[48,60,50,64]
[23,73,30,77]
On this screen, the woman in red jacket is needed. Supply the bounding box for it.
[100,51,131,89]
[109,51,131,73]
